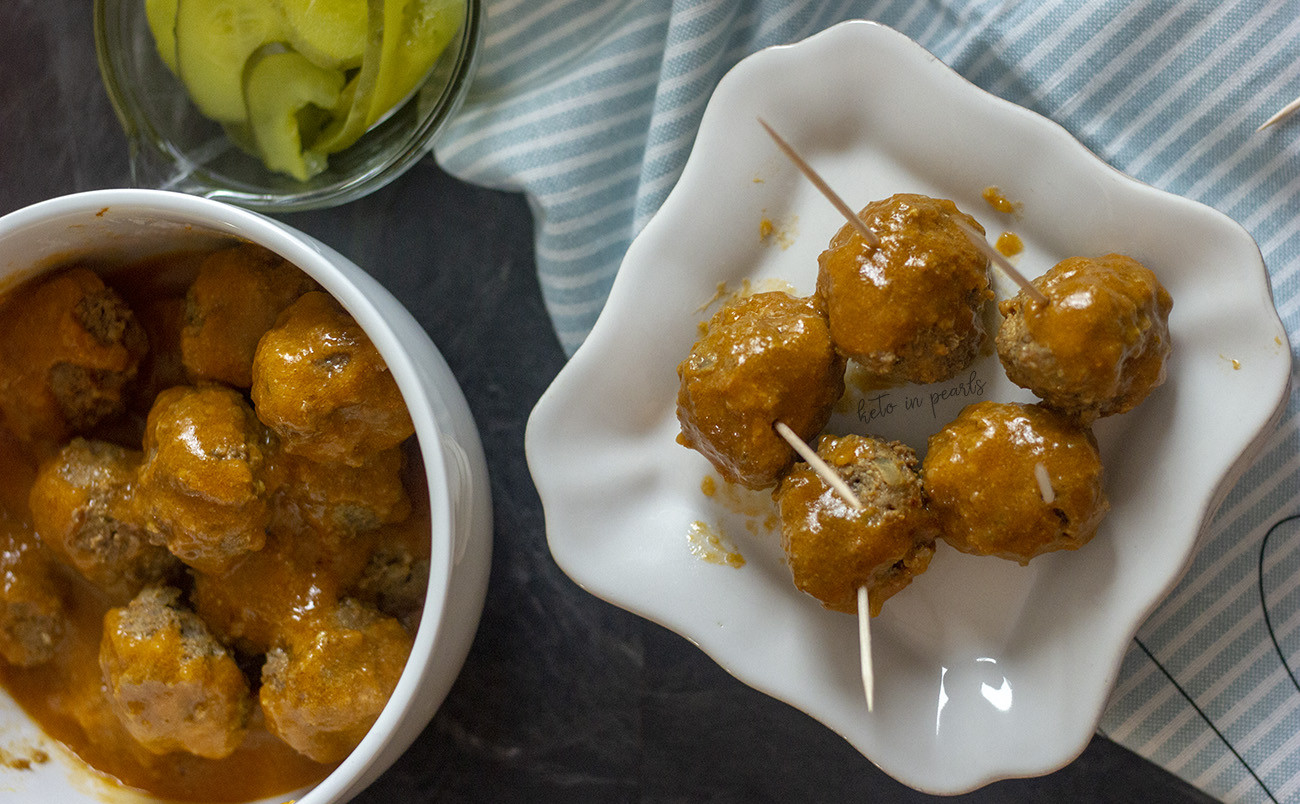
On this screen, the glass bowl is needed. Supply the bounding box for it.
[94,0,481,211]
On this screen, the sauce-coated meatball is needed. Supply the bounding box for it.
[676,291,846,489]
[265,444,410,539]
[996,254,1173,422]
[0,268,147,446]
[260,599,412,763]
[777,434,935,616]
[181,245,317,388]
[136,386,271,573]
[251,292,413,466]
[923,401,1109,564]
[191,527,373,655]
[352,543,429,632]
[100,586,251,759]
[816,193,992,386]
[29,438,178,602]
[0,528,67,667]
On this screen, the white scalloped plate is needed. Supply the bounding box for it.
[525,20,1290,794]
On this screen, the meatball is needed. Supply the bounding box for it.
[191,527,372,655]
[0,267,147,445]
[815,193,992,386]
[352,543,429,632]
[777,434,936,617]
[260,599,413,763]
[996,254,1173,423]
[251,292,413,466]
[99,586,251,759]
[29,438,178,602]
[136,385,271,573]
[265,443,411,539]
[0,528,67,667]
[922,401,1109,564]
[181,245,317,388]
[676,291,846,489]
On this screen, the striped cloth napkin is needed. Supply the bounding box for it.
[435,1,1300,800]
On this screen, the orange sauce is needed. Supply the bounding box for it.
[685,521,744,568]
[981,185,1020,214]
[996,231,1024,257]
[0,253,430,801]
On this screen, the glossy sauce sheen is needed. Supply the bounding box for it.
[815,193,992,386]
[0,254,431,801]
[996,254,1173,421]
[923,401,1108,564]
[675,291,845,490]
[777,435,934,616]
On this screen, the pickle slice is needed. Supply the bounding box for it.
[278,0,369,70]
[245,49,345,180]
[305,0,384,156]
[366,0,464,128]
[145,0,180,74]
[176,0,287,123]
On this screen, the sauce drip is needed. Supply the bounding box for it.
[981,185,1020,214]
[995,231,1023,257]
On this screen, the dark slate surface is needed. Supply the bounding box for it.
[0,3,1217,802]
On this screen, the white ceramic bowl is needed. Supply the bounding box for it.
[526,21,1292,795]
[0,189,492,803]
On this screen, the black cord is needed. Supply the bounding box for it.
[1121,510,1300,804]
[1133,637,1279,803]
[1258,513,1300,695]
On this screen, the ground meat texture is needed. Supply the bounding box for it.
[676,292,846,489]
[181,245,317,388]
[265,443,410,539]
[136,385,271,573]
[923,401,1109,564]
[99,586,251,759]
[251,292,413,467]
[996,254,1173,423]
[815,193,992,386]
[0,528,67,667]
[777,435,936,616]
[260,599,412,763]
[0,267,148,446]
[28,438,178,603]
[352,544,429,632]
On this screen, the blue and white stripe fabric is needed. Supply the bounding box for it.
[435,2,1300,800]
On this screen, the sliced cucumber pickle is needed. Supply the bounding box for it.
[245,49,345,181]
[278,0,369,70]
[145,0,180,74]
[152,0,466,180]
[367,0,464,127]
[305,0,385,156]
[176,0,288,122]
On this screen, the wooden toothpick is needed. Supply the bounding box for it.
[1034,461,1055,504]
[774,422,863,509]
[952,218,1050,307]
[773,421,874,712]
[858,585,875,712]
[1258,93,1300,132]
[757,118,880,247]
